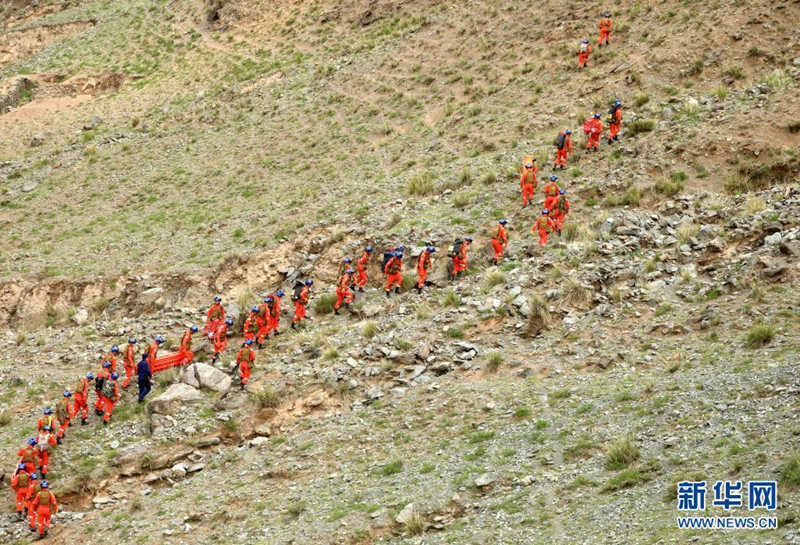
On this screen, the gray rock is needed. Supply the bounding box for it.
[72,307,89,325]
[187,362,232,392]
[149,383,204,414]
[139,287,165,306]
[22,182,37,192]
[366,385,384,400]
[474,473,496,487]
[764,232,782,246]
[395,503,416,525]
[29,134,45,147]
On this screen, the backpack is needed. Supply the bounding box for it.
[381,249,395,271]
[101,379,116,399]
[291,281,304,302]
[555,132,566,150]
[579,42,588,53]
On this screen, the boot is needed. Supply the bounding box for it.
[416,285,422,294]
[273,330,280,336]
[613,135,619,141]
[212,354,219,364]
[56,437,61,445]
[395,287,400,294]
[291,322,296,330]
[385,290,390,298]
[334,308,340,315]
[257,343,263,350]
[81,417,87,425]
[103,420,107,426]
[358,287,364,292]
[240,383,246,391]
[607,138,613,144]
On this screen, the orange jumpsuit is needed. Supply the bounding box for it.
[236,346,255,387]
[491,225,508,263]
[543,181,560,211]
[293,286,310,324]
[578,43,591,68]
[356,251,370,289]
[72,377,90,420]
[31,490,57,536]
[335,272,355,310]
[94,368,109,412]
[552,196,570,231]
[102,351,118,374]
[17,445,37,474]
[417,250,433,288]
[256,302,269,344]
[267,294,281,334]
[243,311,258,342]
[204,303,225,336]
[213,322,229,356]
[554,132,573,168]
[584,117,603,150]
[608,107,622,140]
[384,256,403,292]
[99,379,119,423]
[520,167,538,206]
[599,17,612,46]
[180,329,195,362]
[37,414,57,433]
[532,216,557,246]
[453,242,470,275]
[11,470,30,514]
[147,341,159,364]
[122,343,135,388]
[35,432,56,474]
[55,398,70,439]
[26,479,41,529]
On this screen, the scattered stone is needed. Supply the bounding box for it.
[149,383,204,414]
[474,473,496,488]
[72,307,89,325]
[395,503,416,525]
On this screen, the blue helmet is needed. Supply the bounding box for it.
[397,245,406,252]
[550,175,558,182]
[594,113,601,119]
[128,338,137,344]
[266,296,274,303]
[30,472,38,480]
[190,325,199,332]
[305,279,313,286]
[565,129,572,135]
[18,463,26,470]
[426,246,436,253]
[110,372,119,380]
[344,257,352,263]
[346,268,354,274]
[251,306,259,312]
[582,39,589,44]
[542,209,549,215]
[110,345,119,353]
[559,188,566,195]
[276,290,284,297]
[396,253,404,259]
[214,296,222,302]
[43,408,52,415]
[604,12,611,17]
[245,339,253,345]
[365,246,373,253]
[86,373,94,380]
[499,218,508,225]
[102,361,111,369]
[28,438,37,446]
[615,98,621,106]
[155,336,165,343]
[465,237,473,242]
[225,319,234,326]
[44,425,52,432]
[63,391,71,397]
[525,163,532,169]
[41,481,49,489]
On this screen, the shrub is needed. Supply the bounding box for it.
[563,223,579,242]
[564,279,590,307]
[482,172,498,185]
[527,295,551,337]
[744,323,774,348]
[712,86,728,100]
[723,65,745,80]
[379,460,403,476]
[287,500,307,517]
[251,385,281,408]
[404,513,426,535]
[744,197,765,214]
[633,92,649,107]
[604,186,643,207]
[486,352,503,373]
[407,172,435,195]
[627,119,655,136]
[483,270,506,290]
[0,410,10,427]
[452,191,471,208]
[605,439,640,470]
[780,454,800,488]
[653,176,683,197]
[602,469,650,492]
[441,289,461,307]
[446,326,464,339]
[677,222,699,243]
[313,294,337,314]
[361,321,378,338]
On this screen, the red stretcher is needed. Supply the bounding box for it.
[150,350,194,373]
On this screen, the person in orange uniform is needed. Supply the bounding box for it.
[122,338,136,388]
[99,372,120,425]
[35,426,56,477]
[553,130,573,170]
[520,160,538,206]
[355,246,372,291]
[552,189,571,234]
[72,373,92,425]
[291,280,312,329]
[147,336,164,364]
[491,219,509,265]
[102,345,120,374]
[334,268,355,314]
[37,408,57,434]
[25,472,40,530]
[243,306,259,343]
[384,251,404,296]
[55,392,71,441]
[578,39,591,68]
[94,361,111,414]
[452,237,472,278]
[17,438,38,474]
[211,319,233,363]
[10,463,31,519]
[180,325,198,360]
[236,339,256,391]
[204,296,225,337]
[31,480,57,537]
[532,209,557,246]
[267,290,284,336]
[543,175,560,211]
[584,113,603,151]
[416,246,435,293]
[256,297,271,347]
[598,12,612,47]
[607,99,622,143]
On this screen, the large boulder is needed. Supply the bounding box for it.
[149,383,204,414]
[182,362,231,392]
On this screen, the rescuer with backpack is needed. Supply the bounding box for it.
[578,39,591,68]
[384,251,404,296]
[520,159,538,206]
[416,246,435,293]
[334,268,355,313]
[291,279,312,329]
[552,189,570,234]
[607,99,622,143]
[543,175,561,212]
[553,130,573,170]
[598,13,612,47]
[491,219,509,265]
[532,210,557,246]
[584,113,603,151]
[356,246,372,291]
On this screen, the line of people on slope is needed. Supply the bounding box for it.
[578,12,613,68]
